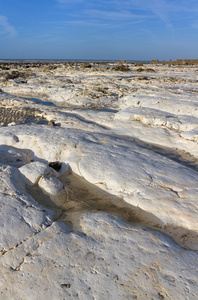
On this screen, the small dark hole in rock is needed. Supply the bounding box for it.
[49,161,62,172]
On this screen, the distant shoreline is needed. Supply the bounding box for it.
[1,58,198,66]
[0,59,150,64]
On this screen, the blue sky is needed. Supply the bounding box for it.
[0,0,198,60]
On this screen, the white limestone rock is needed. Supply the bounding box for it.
[0,63,198,299]
[0,164,54,254]
[38,176,63,195]
[0,145,32,167]
[0,213,197,300]
[181,127,198,143]
[115,107,198,132]
[0,132,19,145]
[19,161,51,186]
[1,124,197,249]
[120,89,198,117]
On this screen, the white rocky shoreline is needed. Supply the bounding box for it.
[0,61,198,299]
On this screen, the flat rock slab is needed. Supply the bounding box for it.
[0,214,197,300]
[1,126,197,250]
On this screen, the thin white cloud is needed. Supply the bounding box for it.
[56,0,169,28]
[105,0,198,21]
[84,9,147,21]
[56,0,198,33]
[0,15,17,38]
[93,1,175,30]
[108,0,173,28]
[192,23,198,29]
[149,0,173,29]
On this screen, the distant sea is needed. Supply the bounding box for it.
[0,59,150,63]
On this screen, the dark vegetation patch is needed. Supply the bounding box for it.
[135,68,156,73]
[80,63,92,69]
[112,65,130,72]
[0,107,47,126]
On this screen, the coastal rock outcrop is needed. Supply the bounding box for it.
[0,61,198,299]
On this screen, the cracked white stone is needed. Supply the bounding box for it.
[19,161,51,186]
[0,165,54,254]
[0,62,198,299]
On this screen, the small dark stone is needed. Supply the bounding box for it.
[1,66,10,70]
[136,76,149,80]
[48,120,56,126]
[114,274,119,280]
[49,161,62,172]
[61,283,71,289]
[158,291,165,299]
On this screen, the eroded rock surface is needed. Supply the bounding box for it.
[0,62,198,299]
